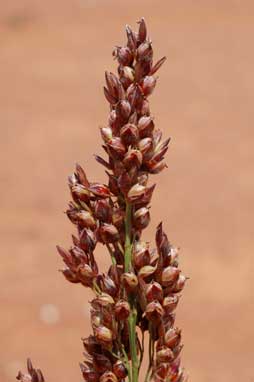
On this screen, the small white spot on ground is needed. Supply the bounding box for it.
[39,304,60,324]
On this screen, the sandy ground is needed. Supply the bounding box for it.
[0,1,254,381]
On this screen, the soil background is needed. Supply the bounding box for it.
[1,1,254,381]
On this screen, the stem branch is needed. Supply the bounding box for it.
[144,323,154,382]
[124,203,132,273]
[124,202,139,382]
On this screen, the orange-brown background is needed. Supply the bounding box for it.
[1,1,253,381]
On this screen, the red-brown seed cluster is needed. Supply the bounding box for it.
[56,18,186,382]
[18,18,187,382]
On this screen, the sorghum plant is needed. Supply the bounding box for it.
[17,18,187,382]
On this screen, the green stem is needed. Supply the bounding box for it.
[92,279,101,295]
[124,202,139,382]
[124,202,132,273]
[144,323,154,382]
[106,243,117,265]
[128,306,138,382]
[139,330,145,371]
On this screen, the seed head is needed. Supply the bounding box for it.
[164,328,181,349]
[95,326,113,344]
[79,228,97,253]
[146,281,163,303]
[145,300,164,322]
[53,18,187,382]
[98,223,119,244]
[99,371,118,382]
[127,184,146,203]
[133,207,150,230]
[114,300,130,320]
[113,360,128,379]
[122,272,139,292]
[161,266,180,287]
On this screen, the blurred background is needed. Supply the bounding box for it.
[1,0,254,381]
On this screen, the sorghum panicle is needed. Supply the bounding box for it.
[17,18,187,382]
